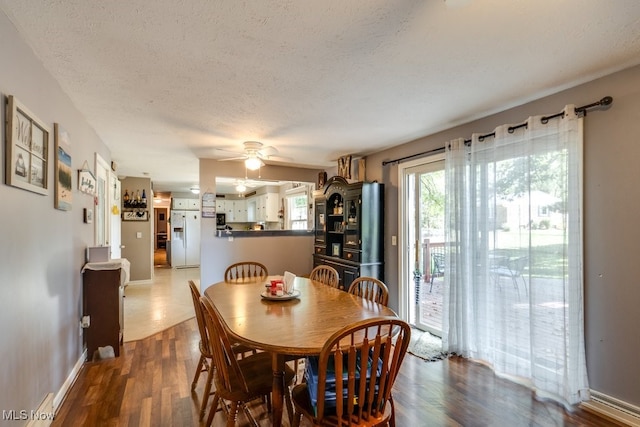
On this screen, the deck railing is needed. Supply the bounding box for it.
[422,239,445,282]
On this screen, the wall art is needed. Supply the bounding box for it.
[54,123,73,210]
[5,95,50,195]
[78,166,96,196]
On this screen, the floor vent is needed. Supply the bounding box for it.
[26,393,54,427]
[581,390,640,426]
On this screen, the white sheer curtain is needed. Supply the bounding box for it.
[442,105,589,406]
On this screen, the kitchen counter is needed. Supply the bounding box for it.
[215,229,313,238]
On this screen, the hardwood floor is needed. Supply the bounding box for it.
[52,317,615,426]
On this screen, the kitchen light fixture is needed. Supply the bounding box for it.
[244,156,264,171]
[235,183,247,192]
[190,186,200,194]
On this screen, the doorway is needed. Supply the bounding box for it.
[154,207,169,267]
[400,155,445,336]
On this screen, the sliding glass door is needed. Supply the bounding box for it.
[400,156,445,336]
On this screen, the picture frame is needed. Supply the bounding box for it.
[54,123,73,211]
[83,208,93,224]
[5,95,50,195]
[78,168,96,196]
[332,243,341,256]
[122,210,149,221]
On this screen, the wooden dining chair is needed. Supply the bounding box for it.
[347,276,389,306]
[291,316,411,427]
[188,280,216,419]
[224,261,268,282]
[200,296,296,427]
[188,281,258,420]
[309,265,340,288]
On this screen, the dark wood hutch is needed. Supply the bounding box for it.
[313,176,384,290]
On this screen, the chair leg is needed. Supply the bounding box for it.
[242,403,261,427]
[511,275,520,299]
[285,383,294,426]
[200,362,214,419]
[192,355,205,390]
[205,392,220,427]
[226,401,239,427]
[520,275,528,296]
[292,410,303,427]
[389,395,396,427]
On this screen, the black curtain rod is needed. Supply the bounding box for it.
[382,96,613,166]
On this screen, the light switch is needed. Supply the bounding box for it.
[136,232,142,238]
[391,235,397,246]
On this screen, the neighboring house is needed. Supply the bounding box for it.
[498,190,564,231]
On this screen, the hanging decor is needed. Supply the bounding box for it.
[78,160,96,196]
[337,155,352,179]
[54,123,73,211]
[5,95,50,195]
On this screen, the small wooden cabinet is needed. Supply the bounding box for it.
[82,266,125,360]
[313,176,384,290]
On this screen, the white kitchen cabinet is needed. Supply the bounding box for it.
[234,199,247,222]
[187,198,199,210]
[264,192,280,222]
[172,198,188,209]
[224,200,234,222]
[216,199,225,213]
[173,197,199,210]
[253,192,279,222]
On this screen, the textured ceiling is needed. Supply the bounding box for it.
[1,0,640,192]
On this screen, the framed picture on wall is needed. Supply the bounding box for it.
[332,243,341,256]
[83,208,93,224]
[54,123,73,211]
[122,210,149,221]
[5,95,50,195]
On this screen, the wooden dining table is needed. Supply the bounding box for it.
[204,275,397,427]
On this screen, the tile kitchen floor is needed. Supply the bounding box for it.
[123,261,199,342]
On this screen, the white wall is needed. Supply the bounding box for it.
[0,11,112,419]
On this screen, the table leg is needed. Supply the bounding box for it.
[272,353,285,427]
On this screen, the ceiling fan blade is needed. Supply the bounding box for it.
[264,154,292,162]
[218,156,247,162]
[258,145,279,157]
[211,147,244,155]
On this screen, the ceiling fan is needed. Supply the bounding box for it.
[217,141,290,170]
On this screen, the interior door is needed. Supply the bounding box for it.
[109,171,121,259]
[94,154,109,247]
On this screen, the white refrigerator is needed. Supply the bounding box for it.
[170,210,200,268]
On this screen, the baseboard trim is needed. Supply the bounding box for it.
[581,390,640,426]
[25,393,54,427]
[52,349,87,414]
[127,279,153,285]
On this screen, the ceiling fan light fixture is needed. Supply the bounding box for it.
[245,156,263,171]
[190,186,200,194]
[235,183,247,192]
